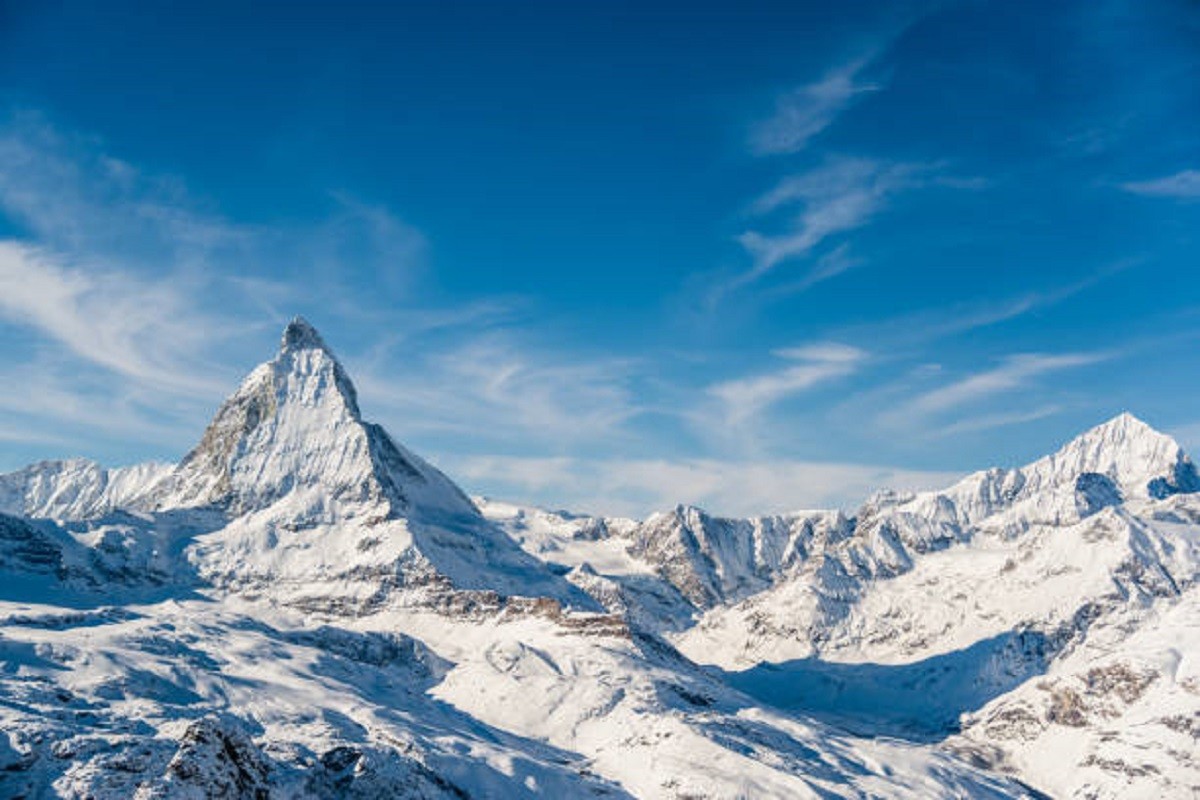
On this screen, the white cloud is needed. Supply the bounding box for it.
[737,158,928,281]
[708,343,866,427]
[451,454,961,518]
[0,421,73,448]
[0,356,197,450]
[350,335,642,449]
[932,404,1065,438]
[908,353,1108,417]
[0,113,250,262]
[870,353,1111,439]
[749,57,882,156]
[0,114,444,462]
[818,260,1138,352]
[1121,169,1200,198]
[0,242,235,394]
[772,243,863,294]
[308,192,429,298]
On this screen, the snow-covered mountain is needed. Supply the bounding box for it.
[483,414,1200,798]
[1,319,590,613]
[2,318,1196,799]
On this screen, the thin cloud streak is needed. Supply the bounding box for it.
[909,353,1109,416]
[749,56,883,156]
[824,259,1139,352]
[1121,169,1200,198]
[351,336,643,450]
[708,343,866,427]
[738,158,928,281]
[859,352,1110,448]
[932,404,1065,438]
[0,112,251,263]
[769,243,864,295]
[0,353,213,466]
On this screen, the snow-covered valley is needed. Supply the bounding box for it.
[1,319,1196,798]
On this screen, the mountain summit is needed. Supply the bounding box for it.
[280,314,329,351]
[1054,411,1200,499]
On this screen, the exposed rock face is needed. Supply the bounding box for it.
[622,504,852,608]
[137,717,272,800]
[0,513,62,574]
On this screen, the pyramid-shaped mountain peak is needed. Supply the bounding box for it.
[154,318,479,521]
[1038,411,1197,499]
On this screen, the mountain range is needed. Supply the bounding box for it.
[1,318,1195,799]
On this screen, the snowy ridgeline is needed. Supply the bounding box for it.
[1,318,1197,799]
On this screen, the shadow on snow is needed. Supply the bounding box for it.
[719,629,1053,742]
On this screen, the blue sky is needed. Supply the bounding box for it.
[1,0,1199,516]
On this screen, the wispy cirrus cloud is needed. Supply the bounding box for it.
[0,113,251,266]
[0,114,287,460]
[0,354,197,450]
[0,242,236,394]
[1121,169,1200,199]
[813,258,1139,356]
[749,56,883,156]
[931,404,1065,438]
[737,157,931,281]
[771,243,863,294]
[351,335,642,450]
[0,113,594,467]
[909,352,1109,416]
[874,352,1111,439]
[707,342,866,427]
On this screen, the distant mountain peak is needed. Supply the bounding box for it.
[1049,411,1195,498]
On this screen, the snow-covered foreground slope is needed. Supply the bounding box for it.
[0,598,628,798]
[1,318,1194,798]
[0,594,1038,799]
